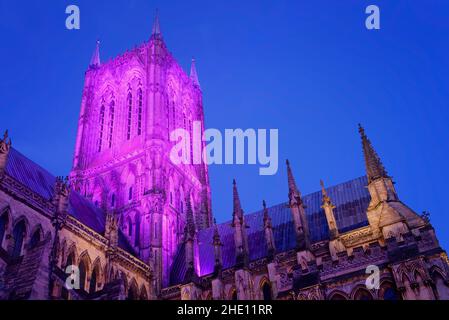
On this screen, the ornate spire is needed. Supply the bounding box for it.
[231,179,249,267]
[213,219,222,246]
[0,130,12,172]
[263,200,276,259]
[184,195,196,240]
[286,160,303,206]
[190,58,201,89]
[320,180,338,239]
[183,193,198,283]
[212,218,223,275]
[320,179,332,206]
[358,124,388,183]
[263,200,272,227]
[1,130,11,147]
[286,160,310,250]
[89,40,101,68]
[232,179,244,224]
[2,130,9,143]
[151,10,162,39]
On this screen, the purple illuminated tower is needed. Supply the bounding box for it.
[70,14,212,291]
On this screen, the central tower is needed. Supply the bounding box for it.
[70,15,212,291]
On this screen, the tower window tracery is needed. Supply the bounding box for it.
[127,90,133,140]
[98,102,105,152]
[108,100,115,148]
[129,187,133,201]
[111,193,116,207]
[137,88,143,136]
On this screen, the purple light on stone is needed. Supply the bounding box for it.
[69,18,212,287]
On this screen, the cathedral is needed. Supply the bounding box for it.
[0,15,448,301]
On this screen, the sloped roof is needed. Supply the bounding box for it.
[3,148,372,287]
[4,148,135,254]
[169,176,371,285]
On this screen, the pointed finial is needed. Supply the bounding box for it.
[232,179,244,222]
[213,218,221,244]
[286,159,302,203]
[320,179,333,205]
[358,123,365,137]
[263,200,271,225]
[0,129,12,161]
[358,124,388,183]
[152,9,162,38]
[320,179,327,197]
[190,57,201,89]
[89,39,101,68]
[184,195,196,239]
[1,130,11,147]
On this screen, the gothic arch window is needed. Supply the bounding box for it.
[108,100,115,148]
[172,103,176,128]
[189,118,193,164]
[401,273,414,300]
[110,193,116,208]
[127,280,138,300]
[128,186,133,201]
[140,286,148,300]
[79,259,87,291]
[89,269,97,293]
[168,177,174,206]
[431,269,449,300]
[126,91,133,140]
[0,211,9,249]
[179,186,185,214]
[121,272,128,294]
[379,281,401,300]
[66,251,75,269]
[415,271,434,300]
[127,217,133,237]
[98,102,106,152]
[29,227,42,249]
[61,249,76,300]
[137,88,143,136]
[12,219,27,258]
[261,281,273,301]
[353,288,373,300]
[90,262,100,293]
[154,222,158,240]
[134,213,140,247]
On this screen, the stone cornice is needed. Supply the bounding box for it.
[0,172,151,279]
[0,174,54,218]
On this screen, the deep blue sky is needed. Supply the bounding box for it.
[1,1,448,249]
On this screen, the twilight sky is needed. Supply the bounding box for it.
[0,0,448,249]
